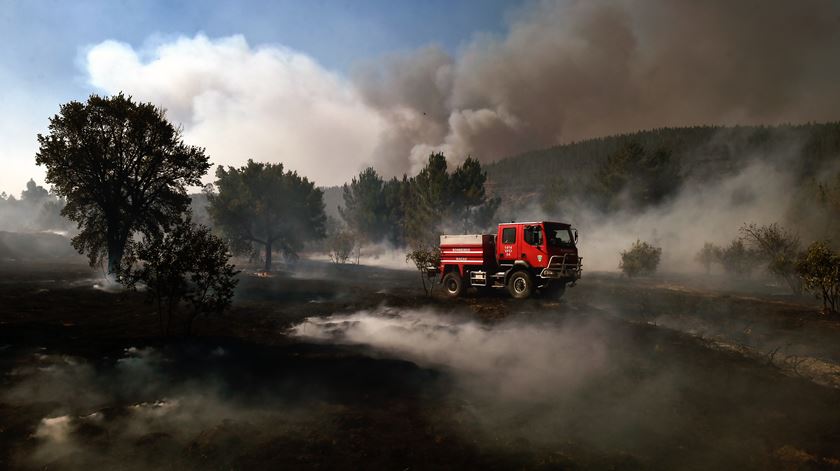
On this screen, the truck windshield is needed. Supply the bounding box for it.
[545,224,574,247]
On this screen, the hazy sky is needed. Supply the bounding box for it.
[0,0,513,195]
[4,0,839,196]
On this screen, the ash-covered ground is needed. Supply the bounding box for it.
[2,259,840,470]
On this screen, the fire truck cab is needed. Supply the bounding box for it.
[438,221,582,299]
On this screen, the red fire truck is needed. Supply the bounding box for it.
[437,221,582,299]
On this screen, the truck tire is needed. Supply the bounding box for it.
[442,271,464,298]
[507,271,533,299]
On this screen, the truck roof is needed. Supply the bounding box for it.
[497,221,571,227]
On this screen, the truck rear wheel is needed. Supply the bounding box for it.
[507,271,533,299]
[442,271,464,298]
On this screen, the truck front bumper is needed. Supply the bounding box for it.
[539,254,582,280]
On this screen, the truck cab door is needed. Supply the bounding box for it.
[497,225,518,265]
[523,224,547,268]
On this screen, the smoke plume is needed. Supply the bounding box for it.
[354,0,840,175]
[85,35,384,186]
[82,1,840,183]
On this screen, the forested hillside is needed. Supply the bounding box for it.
[484,123,840,209]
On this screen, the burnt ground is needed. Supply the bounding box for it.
[2,259,840,470]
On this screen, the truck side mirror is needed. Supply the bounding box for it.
[572,228,578,243]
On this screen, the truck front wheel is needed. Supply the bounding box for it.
[442,271,464,298]
[507,271,533,299]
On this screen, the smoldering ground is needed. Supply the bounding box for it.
[291,307,684,458]
[5,260,840,469]
[587,276,840,390]
[0,340,449,470]
[290,306,840,468]
[292,307,611,401]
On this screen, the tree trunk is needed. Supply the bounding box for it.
[264,241,272,272]
[419,271,429,296]
[165,296,174,336]
[186,312,196,337]
[107,249,122,276]
[157,290,164,336]
[106,225,125,276]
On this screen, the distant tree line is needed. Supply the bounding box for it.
[0,179,73,233]
[337,153,499,252]
[536,138,684,218]
[489,123,840,244]
[492,123,840,210]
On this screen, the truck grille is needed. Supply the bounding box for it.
[542,254,582,280]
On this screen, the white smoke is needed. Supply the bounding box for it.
[291,307,610,399]
[2,347,324,469]
[288,307,694,454]
[78,1,840,186]
[85,34,385,186]
[576,160,797,272]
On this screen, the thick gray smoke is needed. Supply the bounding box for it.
[292,307,610,400]
[568,160,796,272]
[354,0,840,175]
[289,307,693,455]
[289,307,840,466]
[493,129,837,274]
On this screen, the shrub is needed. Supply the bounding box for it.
[328,230,356,264]
[719,239,762,277]
[695,242,723,274]
[120,218,238,336]
[796,241,840,314]
[740,223,803,294]
[406,245,441,296]
[619,239,662,277]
